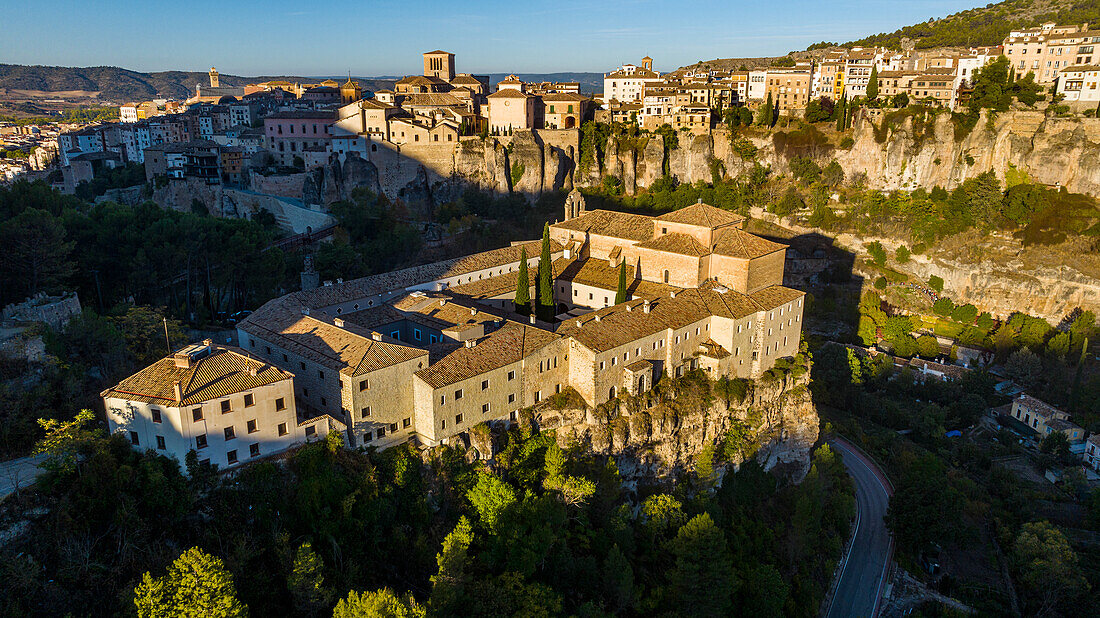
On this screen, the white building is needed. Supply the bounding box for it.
[1056,64,1100,105]
[747,70,768,102]
[604,57,662,103]
[102,341,334,471]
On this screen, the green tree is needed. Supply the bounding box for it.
[917,334,940,359]
[928,275,944,293]
[891,92,910,108]
[895,245,910,263]
[885,455,964,555]
[430,516,474,614]
[33,409,102,476]
[667,513,733,617]
[536,223,553,321]
[287,542,331,616]
[950,303,978,324]
[822,160,845,187]
[514,247,530,315]
[737,564,789,616]
[866,65,879,100]
[866,241,887,266]
[1001,183,1048,226]
[333,589,425,618]
[756,93,774,127]
[602,544,635,612]
[133,547,247,618]
[933,298,954,316]
[615,260,627,304]
[1012,521,1088,616]
[0,207,75,299]
[467,472,517,532]
[836,95,847,132]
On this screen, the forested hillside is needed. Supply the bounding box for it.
[837,0,1100,50]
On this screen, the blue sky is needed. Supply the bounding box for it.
[0,0,984,76]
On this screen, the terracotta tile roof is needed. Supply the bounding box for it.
[402,92,466,107]
[711,228,786,259]
[555,292,720,352]
[624,359,653,372]
[102,345,292,406]
[636,232,709,257]
[697,338,731,359]
[279,315,427,376]
[748,285,805,309]
[552,209,654,243]
[488,89,532,99]
[553,258,676,299]
[415,321,557,388]
[1015,394,1066,420]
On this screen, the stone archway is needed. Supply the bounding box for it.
[565,116,576,129]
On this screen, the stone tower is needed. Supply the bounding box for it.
[209,67,220,88]
[301,254,319,291]
[423,50,455,82]
[563,189,586,221]
[641,56,653,71]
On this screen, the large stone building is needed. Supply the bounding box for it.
[234,197,804,451]
[102,341,341,470]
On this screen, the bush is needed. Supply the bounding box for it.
[874,276,887,289]
[839,136,854,149]
[866,241,887,266]
[895,245,910,263]
[950,303,978,324]
[928,275,944,293]
[933,298,955,316]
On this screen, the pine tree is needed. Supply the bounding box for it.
[615,261,628,304]
[867,66,879,101]
[514,247,530,315]
[537,223,553,320]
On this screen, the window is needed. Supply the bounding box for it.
[508,393,516,403]
[414,328,422,341]
[247,419,257,433]
[318,370,325,380]
[455,389,463,400]
[192,407,203,422]
[320,397,327,407]
[361,406,371,418]
[481,379,490,390]
[129,431,139,446]
[455,414,463,424]
[482,403,491,414]
[305,425,316,437]
[275,398,286,411]
[244,393,254,407]
[283,354,288,362]
[152,408,162,423]
[278,423,288,436]
[441,419,446,429]
[249,443,260,457]
[224,426,235,440]
[221,400,231,413]
[300,362,306,370]
[156,436,166,450]
[663,270,670,283]
[403,417,411,428]
[359,379,369,391]
[196,434,208,449]
[508,370,515,380]
[227,450,238,465]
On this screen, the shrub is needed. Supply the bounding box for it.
[928,275,944,293]
[950,303,978,324]
[933,298,955,316]
[866,241,887,266]
[874,276,887,289]
[895,245,910,263]
[839,136,854,149]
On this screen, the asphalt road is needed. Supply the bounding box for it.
[827,437,894,618]
[0,453,46,500]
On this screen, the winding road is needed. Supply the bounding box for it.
[0,453,46,500]
[826,437,894,618]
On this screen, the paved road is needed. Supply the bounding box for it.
[0,453,47,500]
[827,437,894,618]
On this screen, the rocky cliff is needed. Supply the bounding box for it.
[469,370,820,485]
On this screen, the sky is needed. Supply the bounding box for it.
[0,0,987,77]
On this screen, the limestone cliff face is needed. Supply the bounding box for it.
[302,152,384,207]
[522,372,819,483]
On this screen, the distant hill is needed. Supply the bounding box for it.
[0,64,396,104]
[835,0,1100,50]
[0,64,608,103]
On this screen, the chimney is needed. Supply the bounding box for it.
[334,318,344,327]
[464,339,477,348]
[643,300,651,313]
[529,314,536,324]
[173,380,182,403]
[371,332,382,341]
[202,338,213,347]
[470,307,477,316]
[336,278,343,284]
[625,303,633,312]
[594,314,601,322]
[302,307,311,316]
[248,366,258,376]
[670,291,677,298]
[439,299,447,306]
[697,198,703,204]
[576,320,582,328]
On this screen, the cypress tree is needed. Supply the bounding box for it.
[615,261,628,304]
[836,95,846,132]
[537,223,553,320]
[866,66,879,101]
[514,247,530,315]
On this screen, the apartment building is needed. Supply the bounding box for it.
[604,57,663,103]
[1056,64,1100,106]
[238,197,804,451]
[1003,22,1092,82]
[765,68,812,113]
[101,341,327,471]
[264,110,334,167]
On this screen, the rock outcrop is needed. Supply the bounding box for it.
[524,371,819,485]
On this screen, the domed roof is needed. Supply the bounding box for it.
[217,95,239,104]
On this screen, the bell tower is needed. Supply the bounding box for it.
[209,67,220,88]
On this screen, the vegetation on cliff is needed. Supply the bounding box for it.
[839,0,1100,50]
[3,366,849,617]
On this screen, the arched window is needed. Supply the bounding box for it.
[663,270,670,283]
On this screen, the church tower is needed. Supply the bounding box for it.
[209,67,220,88]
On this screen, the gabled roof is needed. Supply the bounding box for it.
[655,202,745,228]
[415,321,557,388]
[487,89,531,99]
[552,209,654,243]
[711,228,786,259]
[635,233,709,257]
[102,345,292,406]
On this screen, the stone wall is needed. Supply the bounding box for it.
[250,170,307,198]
